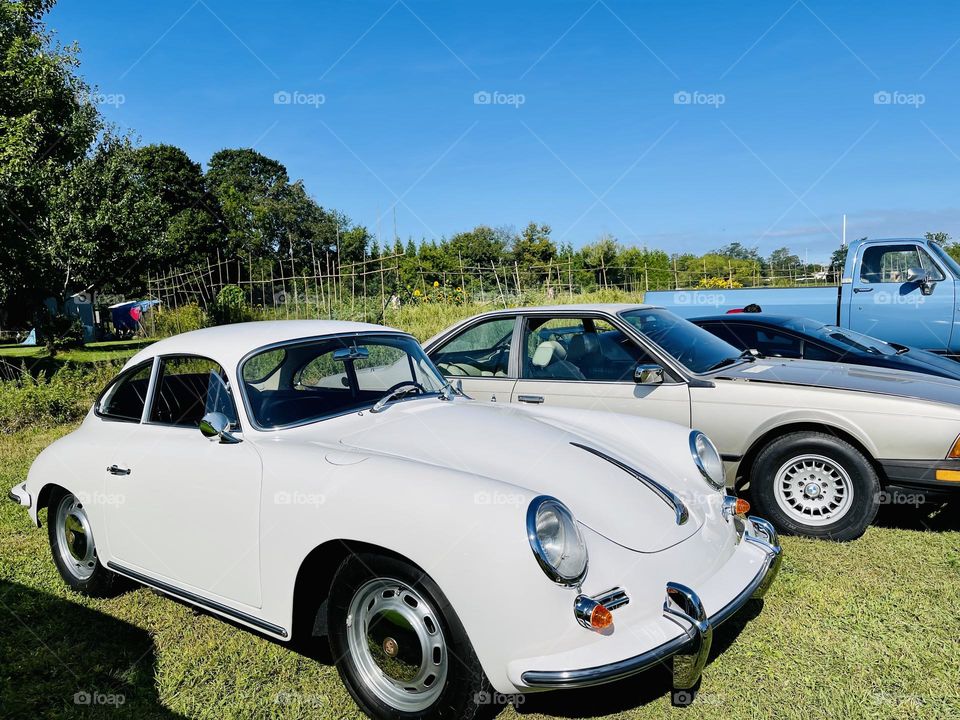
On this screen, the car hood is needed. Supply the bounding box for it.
[334,400,706,552]
[714,357,960,406]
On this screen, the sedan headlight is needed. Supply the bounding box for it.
[527,496,588,586]
[690,430,725,491]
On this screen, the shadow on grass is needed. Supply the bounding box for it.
[514,599,763,718]
[873,499,960,533]
[0,579,185,719]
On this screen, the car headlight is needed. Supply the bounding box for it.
[690,430,724,491]
[527,496,588,586]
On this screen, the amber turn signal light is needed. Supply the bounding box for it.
[734,498,751,515]
[590,604,613,630]
[936,469,960,482]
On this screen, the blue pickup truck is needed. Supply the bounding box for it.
[646,237,960,355]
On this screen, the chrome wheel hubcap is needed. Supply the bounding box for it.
[346,578,447,712]
[774,454,854,526]
[54,494,97,580]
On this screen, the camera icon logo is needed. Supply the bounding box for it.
[873,90,892,105]
[673,90,692,105]
[274,90,292,105]
[74,691,92,705]
[473,90,492,105]
[671,689,694,706]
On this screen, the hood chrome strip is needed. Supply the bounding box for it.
[570,442,689,525]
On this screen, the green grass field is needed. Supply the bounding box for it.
[1,300,959,719]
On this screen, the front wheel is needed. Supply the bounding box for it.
[750,432,880,541]
[328,552,492,720]
[47,490,120,596]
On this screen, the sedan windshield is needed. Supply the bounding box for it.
[619,308,742,374]
[240,333,447,428]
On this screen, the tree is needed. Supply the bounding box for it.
[715,242,761,263]
[925,231,951,246]
[130,144,222,268]
[511,222,556,285]
[0,0,101,320]
[768,247,801,269]
[47,132,166,297]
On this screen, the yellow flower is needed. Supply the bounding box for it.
[413,289,421,296]
[433,280,440,288]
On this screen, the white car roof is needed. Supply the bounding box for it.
[126,319,403,371]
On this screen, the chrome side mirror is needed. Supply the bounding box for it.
[199,412,241,444]
[634,364,665,385]
[906,267,937,295]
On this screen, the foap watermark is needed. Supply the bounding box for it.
[74,690,125,707]
[473,490,527,507]
[274,690,328,708]
[674,90,725,108]
[273,90,326,108]
[473,90,525,108]
[673,291,726,307]
[88,91,126,108]
[273,491,326,508]
[474,690,525,707]
[873,90,925,108]
[873,291,925,306]
[76,491,125,507]
[876,490,925,508]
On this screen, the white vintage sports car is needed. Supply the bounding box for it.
[9,321,780,719]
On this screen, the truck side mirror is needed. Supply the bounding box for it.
[907,267,937,295]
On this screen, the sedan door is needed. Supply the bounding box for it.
[103,355,263,609]
[509,314,691,427]
[429,316,518,402]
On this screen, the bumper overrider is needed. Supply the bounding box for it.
[520,516,782,691]
[8,482,31,508]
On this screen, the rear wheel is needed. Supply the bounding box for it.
[328,552,492,720]
[751,432,880,541]
[47,490,120,596]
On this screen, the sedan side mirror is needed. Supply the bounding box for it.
[634,364,665,385]
[200,412,241,444]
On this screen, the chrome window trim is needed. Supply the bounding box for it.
[93,358,156,424]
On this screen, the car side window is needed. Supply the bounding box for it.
[860,245,945,283]
[803,342,839,361]
[522,317,653,382]
[97,361,154,422]
[431,318,514,378]
[700,322,748,350]
[149,356,238,428]
[752,327,803,359]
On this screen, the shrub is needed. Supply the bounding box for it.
[153,303,208,337]
[697,276,744,289]
[209,285,253,325]
[34,312,85,354]
[0,362,119,434]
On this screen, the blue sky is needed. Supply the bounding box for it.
[49,0,960,262]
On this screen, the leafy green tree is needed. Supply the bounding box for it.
[47,133,166,297]
[925,231,950,246]
[0,0,100,319]
[511,222,556,285]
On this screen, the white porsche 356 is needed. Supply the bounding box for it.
[9,321,780,719]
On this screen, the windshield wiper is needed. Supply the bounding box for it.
[705,349,757,373]
[370,382,424,413]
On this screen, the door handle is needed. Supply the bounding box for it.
[853,287,873,293]
[107,465,131,476]
[517,394,544,404]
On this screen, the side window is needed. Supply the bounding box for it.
[803,342,840,362]
[860,245,945,283]
[700,322,747,350]
[522,317,654,382]
[149,356,238,428]
[431,318,514,378]
[752,327,803,359]
[97,361,153,422]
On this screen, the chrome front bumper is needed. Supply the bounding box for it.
[7,482,30,508]
[520,516,782,690]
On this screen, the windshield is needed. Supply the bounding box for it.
[927,242,960,279]
[619,308,742,373]
[240,333,447,428]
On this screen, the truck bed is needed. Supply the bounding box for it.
[644,286,841,322]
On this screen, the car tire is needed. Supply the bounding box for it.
[750,432,880,541]
[328,552,493,720]
[47,489,120,597]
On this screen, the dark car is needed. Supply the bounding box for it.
[690,313,960,381]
